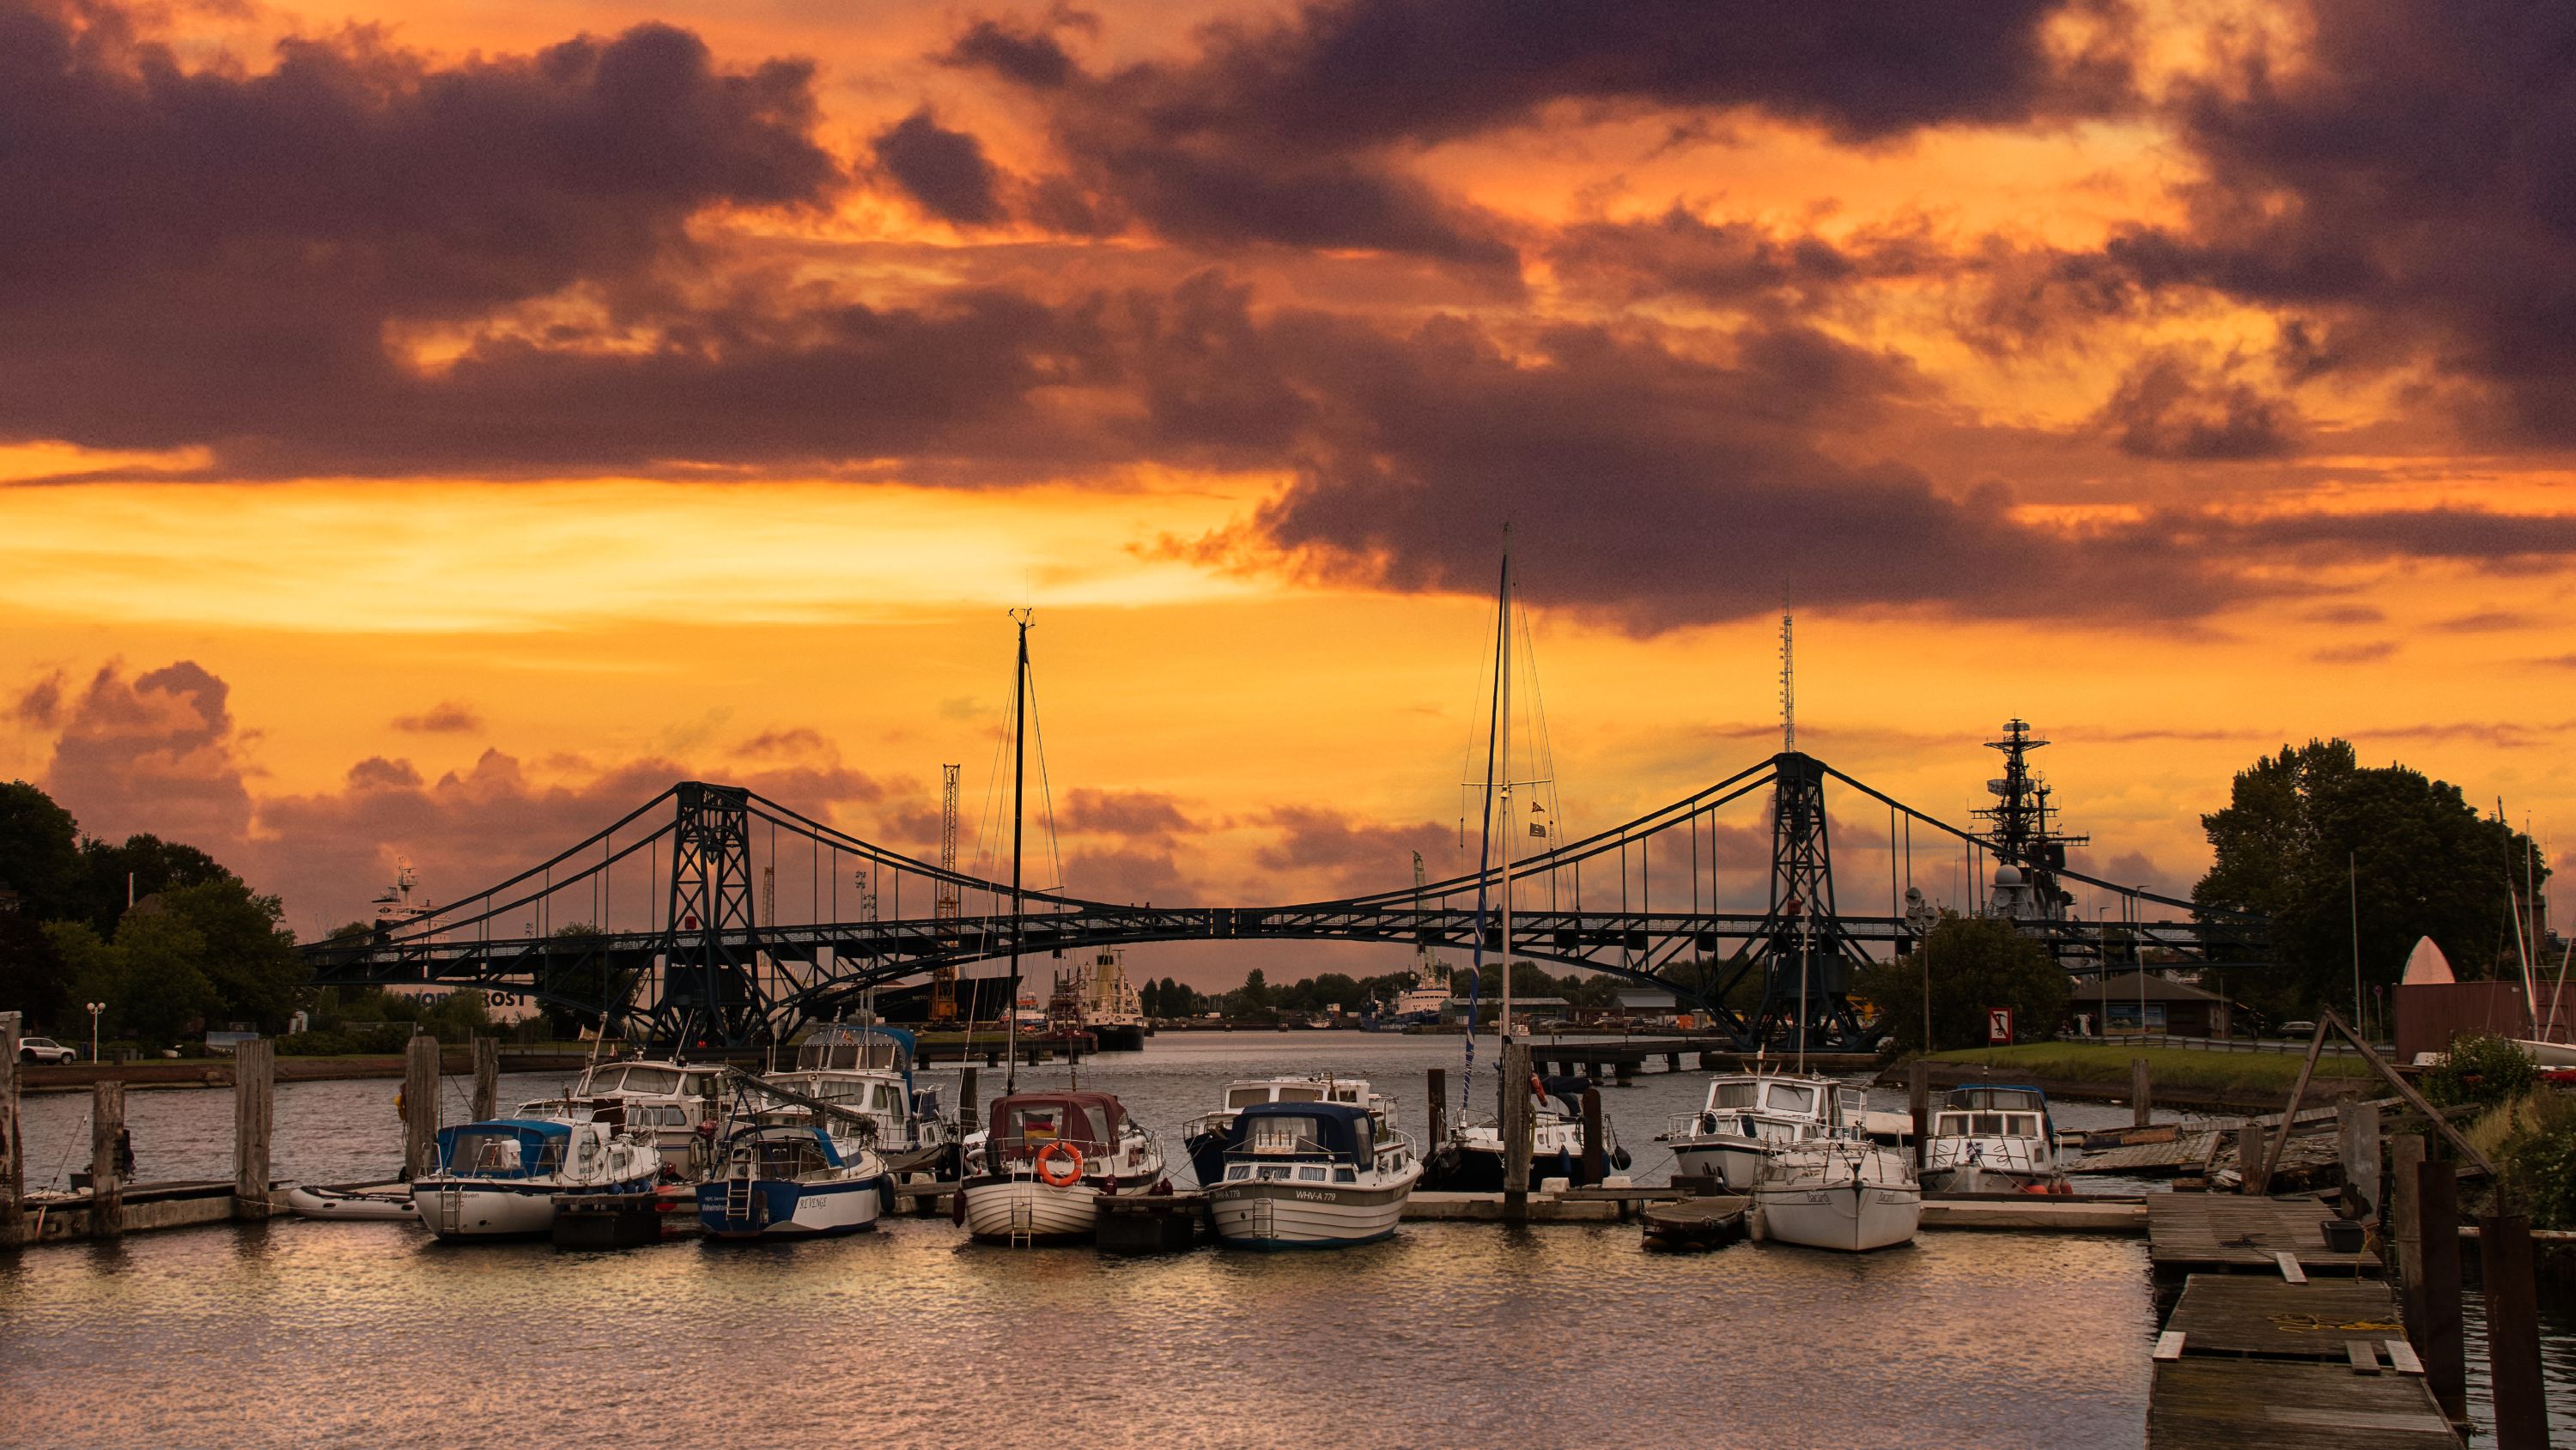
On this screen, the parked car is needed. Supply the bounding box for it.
[18,1036,78,1065]
[2280,1020,2318,1038]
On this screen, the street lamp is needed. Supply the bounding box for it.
[86,1001,105,1063]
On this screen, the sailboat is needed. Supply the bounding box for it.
[951,610,1169,1243]
[1422,526,1623,1192]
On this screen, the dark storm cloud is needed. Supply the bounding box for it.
[1548,209,1941,313]
[2073,0,2576,443]
[870,109,1008,226]
[2093,350,2300,460]
[948,0,2128,270]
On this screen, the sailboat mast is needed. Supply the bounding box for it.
[1499,525,1516,1045]
[1007,609,1031,1094]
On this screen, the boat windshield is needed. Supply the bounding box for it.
[609,1066,683,1095]
[1706,1081,1759,1110]
[1941,1112,2042,1138]
[1765,1083,1820,1115]
[1246,1115,1328,1155]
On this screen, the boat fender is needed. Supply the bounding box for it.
[698,1118,719,1138]
[1611,1147,1632,1172]
[1035,1142,1085,1187]
[1699,1113,1716,1135]
[878,1178,896,1216]
[1529,1074,1546,1101]
[950,1184,966,1225]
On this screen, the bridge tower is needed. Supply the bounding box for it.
[1727,613,1871,1051]
[644,781,774,1049]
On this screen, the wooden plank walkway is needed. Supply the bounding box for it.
[2147,1195,2379,1274]
[2166,1274,2405,1358]
[2148,1359,2458,1447]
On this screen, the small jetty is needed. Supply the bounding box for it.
[2146,1194,2379,1277]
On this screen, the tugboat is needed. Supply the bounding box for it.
[1207,1101,1420,1249]
[696,1122,891,1239]
[1919,1084,2069,1194]
[1069,948,1149,1052]
[1181,1076,1387,1188]
[410,1117,659,1239]
[1751,1137,1922,1252]
[956,1090,1168,1244]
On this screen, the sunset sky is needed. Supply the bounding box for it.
[4,0,2572,986]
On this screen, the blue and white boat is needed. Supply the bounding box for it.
[750,1024,959,1178]
[696,1123,891,1240]
[1208,1101,1420,1249]
[411,1118,660,1240]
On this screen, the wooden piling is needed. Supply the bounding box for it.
[1426,1067,1448,1150]
[2239,1120,2269,1195]
[2415,1158,2466,1423]
[1579,1088,1606,1185]
[1907,1059,1930,1170]
[89,1081,125,1240]
[2336,1100,2381,1218]
[2477,1213,2549,1450]
[402,1034,440,1181]
[2130,1057,2153,1129]
[2388,1131,2425,1302]
[1501,1040,1533,1222]
[471,1035,500,1123]
[1,1011,21,1250]
[233,1039,273,1221]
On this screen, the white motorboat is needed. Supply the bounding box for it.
[1426,1074,1628,1191]
[957,1090,1168,1244]
[1752,1138,1922,1252]
[747,1023,959,1177]
[696,1123,890,1239]
[518,1058,730,1177]
[1209,1101,1421,1249]
[410,1118,661,1239]
[1182,1075,1388,1187]
[1921,1084,2069,1194]
[1667,1072,1845,1191]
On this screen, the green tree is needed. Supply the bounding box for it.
[112,910,219,1044]
[1137,977,1161,1017]
[0,910,70,1030]
[2195,739,2547,1022]
[73,834,238,937]
[1238,968,1271,1010]
[161,877,304,1030]
[0,780,83,920]
[46,920,119,1024]
[1857,913,2067,1053]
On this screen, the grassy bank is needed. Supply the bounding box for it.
[1925,1042,2379,1097]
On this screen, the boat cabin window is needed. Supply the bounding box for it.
[1226,1166,1251,1180]
[1334,1168,1357,1184]
[1256,1165,1290,1180]
[1765,1083,1820,1115]
[1837,1089,1867,1117]
[1942,1112,2041,1137]
[1707,1082,1759,1110]
[616,1067,681,1095]
[873,1085,902,1113]
[1297,1167,1328,1182]
[1248,1115,1322,1156]
[1005,1103,1109,1148]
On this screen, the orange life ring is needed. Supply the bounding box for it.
[1035,1141,1085,1187]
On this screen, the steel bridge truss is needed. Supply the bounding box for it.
[302,754,2266,1051]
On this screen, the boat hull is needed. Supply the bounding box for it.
[1091,1023,1147,1053]
[697,1174,887,1240]
[1424,1143,1583,1193]
[960,1177,1103,1244]
[1209,1177,1413,1249]
[1669,1139,1770,1193]
[2515,1038,2576,1068]
[1754,1181,1922,1252]
[1920,1162,2061,1195]
[411,1177,654,1239]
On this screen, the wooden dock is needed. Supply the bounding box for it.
[2147,1195,2379,1276]
[2148,1274,2456,1447]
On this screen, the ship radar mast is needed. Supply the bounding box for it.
[1975,719,2088,923]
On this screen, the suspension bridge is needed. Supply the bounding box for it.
[300,741,2266,1052]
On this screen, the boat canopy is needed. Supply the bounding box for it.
[987,1091,1128,1155]
[798,1022,918,1077]
[1942,1085,2047,1113]
[1223,1101,1373,1170]
[435,1118,573,1178]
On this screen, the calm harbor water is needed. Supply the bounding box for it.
[3,1033,2566,1447]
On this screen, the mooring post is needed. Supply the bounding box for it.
[2416,1158,2466,1423]
[1502,1040,1532,1222]
[2388,1131,2426,1298]
[2130,1057,2152,1129]
[471,1035,500,1123]
[233,1038,273,1221]
[2478,1213,2549,1450]
[0,1011,21,1249]
[2336,1100,2381,1219]
[1579,1088,1606,1185]
[89,1080,125,1240]
[2239,1120,2270,1195]
[403,1034,440,1181]
[1907,1059,1929,1170]
[1426,1067,1448,1150]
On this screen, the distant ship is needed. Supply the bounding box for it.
[1054,948,1148,1052]
[1385,980,1454,1028]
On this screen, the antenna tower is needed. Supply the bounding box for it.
[1778,610,1795,751]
